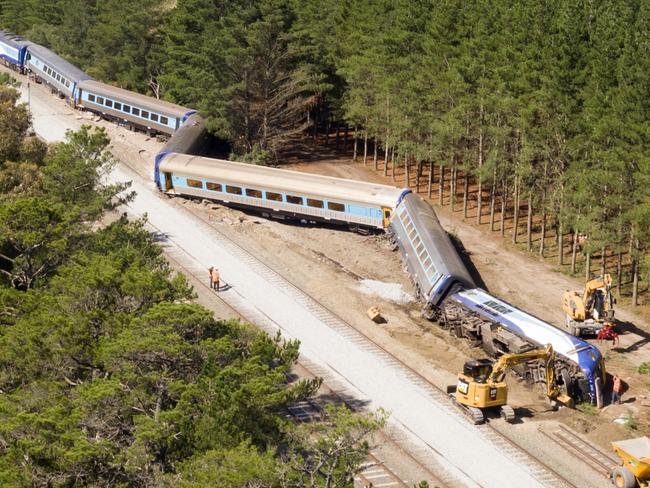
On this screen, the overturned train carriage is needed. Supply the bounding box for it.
[389,195,604,405]
[445,289,605,404]
[390,193,475,317]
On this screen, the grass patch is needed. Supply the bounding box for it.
[576,402,599,416]
[638,362,650,374]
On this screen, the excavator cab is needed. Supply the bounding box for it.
[463,359,493,383]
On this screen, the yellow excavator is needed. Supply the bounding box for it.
[562,274,615,336]
[451,344,573,424]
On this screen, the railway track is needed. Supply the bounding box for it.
[540,424,617,477]
[284,397,410,488]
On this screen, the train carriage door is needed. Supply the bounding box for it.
[382,208,392,228]
[164,172,173,191]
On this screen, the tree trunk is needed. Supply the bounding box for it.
[539,214,546,257]
[428,162,433,199]
[601,246,606,276]
[476,105,484,224]
[500,178,507,237]
[526,193,533,252]
[404,154,409,187]
[383,144,389,176]
[344,125,349,148]
[512,175,519,243]
[373,139,378,170]
[325,117,330,145]
[363,131,368,166]
[416,161,422,193]
[616,249,622,296]
[571,229,578,274]
[557,219,563,266]
[463,173,469,218]
[632,240,639,306]
[489,181,496,231]
[335,125,340,149]
[353,127,358,161]
[391,147,396,181]
[439,166,445,205]
[585,253,591,281]
[450,163,457,212]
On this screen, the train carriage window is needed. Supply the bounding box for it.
[226,185,242,195]
[160,116,169,125]
[186,179,203,189]
[327,201,345,212]
[286,195,303,205]
[422,256,432,270]
[97,97,105,105]
[55,74,61,82]
[151,113,159,122]
[88,94,96,102]
[307,198,324,208]
[266,192,283,202]
[65,80,70,88]
[114,102,122,110]
[105,100,113,108]
[206,182,222,192]
[132,107,140,116]
[123,105,131,114]
[245,188,263,198]
[141,110,149,119]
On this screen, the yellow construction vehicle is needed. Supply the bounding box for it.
[450,344,573,424]
[562,274,616,336]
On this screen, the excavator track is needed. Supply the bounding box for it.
[467,406,485,425]
[500,405,516,423]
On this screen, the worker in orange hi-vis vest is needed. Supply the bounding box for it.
[211,267,221,291]
[208,266,214,288]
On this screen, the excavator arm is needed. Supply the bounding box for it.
[488,345,571,405]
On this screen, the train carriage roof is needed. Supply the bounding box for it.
[0,30,30,50]
[159,153,409,208]
[78,80,192,118]
[26,44,92,83]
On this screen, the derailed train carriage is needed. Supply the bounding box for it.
[155,152,410,231]
[390,194,605,406]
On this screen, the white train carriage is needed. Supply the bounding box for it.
[450,288,605,404]
[155,153,410,230]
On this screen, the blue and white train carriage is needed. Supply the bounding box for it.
[25,43,92,101]
[0,30,29,72]
[450,288,605,404]
[155,153,410,230]
[76,80,196,136]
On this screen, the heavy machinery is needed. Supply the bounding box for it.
[610,437,650,487]
[562,274,615,336]
[450,344,573,424]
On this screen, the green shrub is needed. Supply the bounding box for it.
[638,363,650,374]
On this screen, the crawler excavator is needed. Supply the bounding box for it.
[562,274,616,336]
[450,344,572,424]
